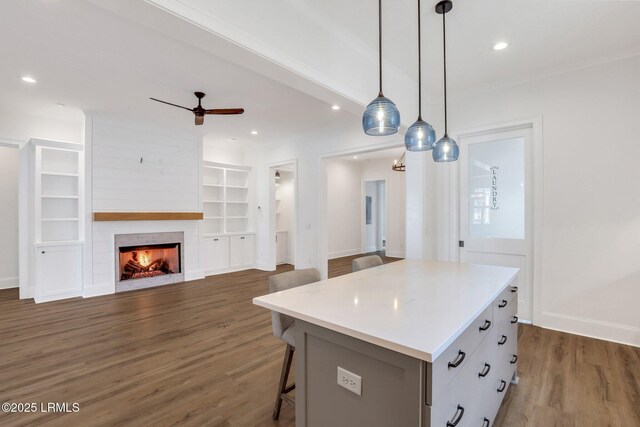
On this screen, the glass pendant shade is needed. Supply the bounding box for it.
[405,119,436,151]
[362,95,401,136]
[432,135,459,162]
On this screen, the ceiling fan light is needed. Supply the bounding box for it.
[363,95,401,136]
[405,120,436,151]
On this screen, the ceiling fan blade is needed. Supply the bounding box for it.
[195,115,204,126]
[204,108,245,115]
[150,98,194,112]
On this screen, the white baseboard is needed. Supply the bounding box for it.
[36,291,83,303]
[83,283,114,298]
[328,248,361,260]
[0,276,18,289]
[540,311,639,348]
[385,250,405,259]
[254,262,275,271]
[185,270,205,282]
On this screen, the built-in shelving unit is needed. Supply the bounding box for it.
[37,144,84,243]
[21,138,85,303]
[202,162,251,234]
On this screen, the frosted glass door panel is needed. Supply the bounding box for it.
[468,137,525,239]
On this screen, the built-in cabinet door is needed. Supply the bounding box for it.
[242,234,254,266]
[211,236,230,270]
[35,243,83,303]
[230,235,254,268]
[229,236,243,267]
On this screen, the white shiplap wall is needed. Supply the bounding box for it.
[88,118,202,294]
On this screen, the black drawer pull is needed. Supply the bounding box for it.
[479,319,492,331]
[241,236,245,240]
[511,355,518,364]
[446,405,465,427]
[498,335,507,345]
[482,418,490,427]
[479,363,491,378]
[41,251,46,254]
[511,316,518,324]
[497,380,507,393]
[448,350,466,369]
[498,300,507,308]
[511,286,518,293]
[213,238,219,241]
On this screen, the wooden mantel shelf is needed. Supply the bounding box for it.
[93,212,204,222]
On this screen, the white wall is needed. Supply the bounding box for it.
[0,146,19,289]
[203,140,245,165]
[327,159,362,259]
[276,170,294,262]
[363,181,378,253]
[361,159,406,258]
[0,109,83,144]
[85,115,202,296]
[0,109,83,292]
[437,55,640,346]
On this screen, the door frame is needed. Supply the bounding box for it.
[268,159,298,270]
[442,117,544,325]
[361,178,388,254]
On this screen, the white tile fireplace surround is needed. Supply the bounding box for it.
[115,232,184,292]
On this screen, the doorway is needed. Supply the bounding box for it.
[0,145,19,292]
[270,163,296,268]
[458,125,535,321]
[362,179,387,255]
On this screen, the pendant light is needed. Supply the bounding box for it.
[404,0,436,151]
[362,0,401,136]
[432,0,459,162]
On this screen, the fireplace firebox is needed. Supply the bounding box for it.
[114,232,184,292]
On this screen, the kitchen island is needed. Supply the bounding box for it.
[253,260,520,427]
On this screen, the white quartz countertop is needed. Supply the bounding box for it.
[253,260,519,362]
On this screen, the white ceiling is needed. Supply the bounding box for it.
[0,1,349,145]
[1,1,638,146]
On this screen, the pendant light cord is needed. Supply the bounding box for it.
[378,0,383,96]
[442,7,448,136]
[417,0,422,120]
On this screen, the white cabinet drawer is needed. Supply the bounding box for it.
[431,304,494,401]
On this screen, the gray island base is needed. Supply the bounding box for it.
[254,260,520,427]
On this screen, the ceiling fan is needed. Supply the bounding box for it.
[150,91,244,125]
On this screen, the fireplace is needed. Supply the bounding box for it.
[114,232,184,292]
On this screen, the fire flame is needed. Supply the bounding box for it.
[138,251,152,267]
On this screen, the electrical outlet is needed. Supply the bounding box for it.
[337,367,362,396]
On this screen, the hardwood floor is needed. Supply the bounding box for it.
[0,254,637,427]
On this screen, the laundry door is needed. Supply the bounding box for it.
[459,126,534,320]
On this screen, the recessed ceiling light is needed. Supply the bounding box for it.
[56,103,65,108]
[493,41,508,51]
[353,156,358,159]
[251,130,258,135]
[21,76,37,83]
[332,105,340,110]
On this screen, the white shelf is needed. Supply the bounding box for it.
[41,218,79,222]
[41,195,79,199]
[41,172,79,177]
[202,162,252,234]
